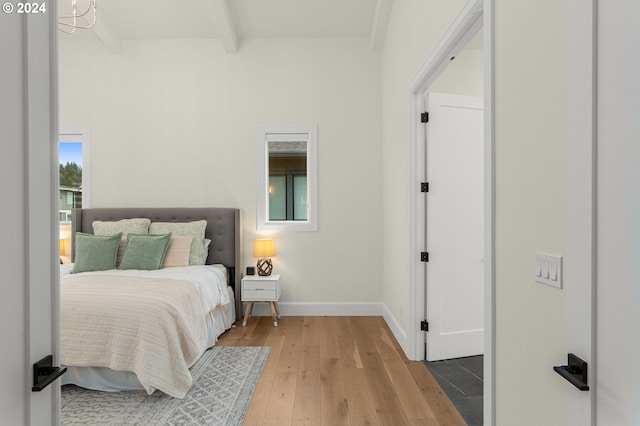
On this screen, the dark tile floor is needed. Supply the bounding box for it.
[424,355,483,426]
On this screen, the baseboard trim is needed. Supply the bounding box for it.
[382,304,411,358]
[245,301,383,317]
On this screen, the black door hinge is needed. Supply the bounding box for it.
[421,320,429,332]
[420,112,429,123]
[421,182,429,193]
[421,252,429,262]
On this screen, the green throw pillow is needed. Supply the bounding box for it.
[119,233,172,271]
[71,232,122,274]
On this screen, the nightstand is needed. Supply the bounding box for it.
[241,274,281,327]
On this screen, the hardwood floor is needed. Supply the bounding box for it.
[216,316,467,426]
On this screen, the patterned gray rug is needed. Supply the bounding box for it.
[61,346,270,425]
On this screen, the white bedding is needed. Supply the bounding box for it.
[59,264,234,398]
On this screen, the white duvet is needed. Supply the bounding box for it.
[60,265,229,398]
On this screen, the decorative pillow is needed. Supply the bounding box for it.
[115,237,128,266]
[92,218,151,235]
[119,233,172,271]
[162,235,194,268]
[202,238,212,264]
[71,232,122,274]
[93,218,151,266]
[149,220,207,265]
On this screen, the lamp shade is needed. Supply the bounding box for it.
[253,238,276,258]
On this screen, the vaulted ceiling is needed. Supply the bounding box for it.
[58,0,394,54]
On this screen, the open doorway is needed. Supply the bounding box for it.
[405,0,492,424]
[422,92,483,425]
[422,35,484,426]
[422,28,484,362]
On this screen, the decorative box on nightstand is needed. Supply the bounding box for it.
[241,274,281,327]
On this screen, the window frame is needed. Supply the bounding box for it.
[256,124,318,232]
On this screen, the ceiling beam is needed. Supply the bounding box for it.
[209,0,239,53]
[370,0,394,52]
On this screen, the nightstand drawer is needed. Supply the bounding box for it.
[243,287,277,300]
[243,279,278,291]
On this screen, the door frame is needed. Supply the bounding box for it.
[405,0,494,423]
[565,0,596,424]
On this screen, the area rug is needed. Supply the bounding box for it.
[61,346,270,425]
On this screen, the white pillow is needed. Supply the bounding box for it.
[202,238,212,264]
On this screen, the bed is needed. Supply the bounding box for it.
[60,207,243,398]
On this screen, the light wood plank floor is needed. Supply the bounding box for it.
[217,316,467,426]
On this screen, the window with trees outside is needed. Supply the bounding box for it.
[59,126,91,263]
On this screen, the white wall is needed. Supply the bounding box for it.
[494,1,569,424]
[59,38,383,307]
[431,47,483,96]
[380,0,468,342]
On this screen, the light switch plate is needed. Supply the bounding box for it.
[534,252,563,289]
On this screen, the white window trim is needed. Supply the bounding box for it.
[59,125,91,208]
[256,124,318,232]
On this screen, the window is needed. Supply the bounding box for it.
[59,126,91,261]
[268,144,307,221]
[257,125,318,231]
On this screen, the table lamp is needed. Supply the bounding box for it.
[254,238,276,276]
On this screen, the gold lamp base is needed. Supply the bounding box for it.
[257,258,273,276]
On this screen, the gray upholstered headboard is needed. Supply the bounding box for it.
[71,207,243,319]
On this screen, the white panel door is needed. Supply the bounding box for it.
[1,5,59,424]
[425,92,484,361]
[596,1,640,423]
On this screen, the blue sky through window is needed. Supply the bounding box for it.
[59,142,82,165]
